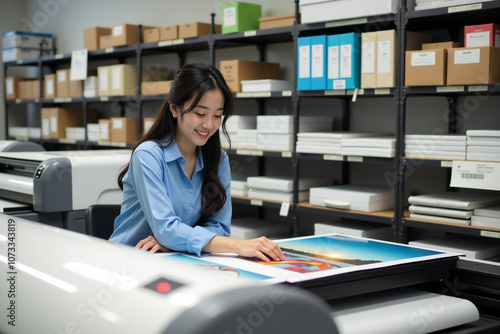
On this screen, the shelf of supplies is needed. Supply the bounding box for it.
[298,153,394,163]
[235,90,293,99]
[297,201,395,224]
[230,195,288,210]
[403,216,500,239]
[227,148,293,158]
[403,158,455,168]
[142,35,210,55]
[298,15,397,35]
[405,84,500,96]
[298,88,394,98]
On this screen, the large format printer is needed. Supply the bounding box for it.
[0,149,130,232]
[1,214,499,334]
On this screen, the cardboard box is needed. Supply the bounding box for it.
[422,42,463,50]
[84,27,111,51]
[222,1,261,34]
[219,60,281,92]
[361,32,377,88]
[141,80,173,95]
[160,25,178,40]
[110,23,139,47]
[99,35,114,49]
[31,80,41,99]
[56,69,70,97]
[98,66,111,96]
[405,49,447,86]
[447,46,500,85]
[3,30,54,49]
[19,80,33,99]
[110,117,138,143]
[41,107,84,139]
[464,23,500,47]
[178,22,221,39]
[5,76,23,99]
[142,66,169,82]
[110,64,138,96]
[143,117,156,134]
[142,28,159,44]
[69,79,83,98]
[98,119,111,141]
[258,13,297,30]
[44,74,57,98]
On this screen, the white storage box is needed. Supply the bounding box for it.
[225,115,257,132]
[248,188,309,202]
[28,127,41,139]
[257,115,333,134]
[8,127,29,137]
[409,234,500,259]
[408,192,500,210]
[3,31,54,49]
[231,218,291,239]
[2,47,52,62]
[247,176,331,192]
[314,220,393,240]
[300,0,414,24]
[241,79,293,92]
[65,127,85,140]
[310,185,395,212]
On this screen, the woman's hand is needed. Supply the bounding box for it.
[135,235,171,254]
[234,236,284,262]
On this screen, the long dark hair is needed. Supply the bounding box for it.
[118,63,234,224]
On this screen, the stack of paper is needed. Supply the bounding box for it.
[83,76,98,98]
[257,115,333,151]
[466,130,500,162]
[221,116,257,148]
[408,192,500,225]
[236,129,258,149]
[241,79,293,93]
[405,134,466,160]
[231,175,250,197]
[409,234,500,259]
[415,0,494,11]
[472,205,500,229]
[231,217,291,239]
[341,137,396,158]
[87,123,100,142]
[247,176,331,203]
[297,132,382,155]
[314,220,393,240]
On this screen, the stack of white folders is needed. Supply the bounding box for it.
[240,79,293,93]
[221,115,257,149]
[466,130,500,162]
[409,234,500,259]
[341,137,396,158]
[408,192,500,225]
[405,134,466,160]
[230,217,291,240]
[247,176,331,203]
[296,132,384,155]
[231,175,249,197]
[415,0,494,11]
[472,205,500,229]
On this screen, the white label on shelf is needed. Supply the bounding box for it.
[236,149,252,156]
[236,92,252,98]
[57,70,67,82]
[6,78,13,95]
[46,79,54,96]
[411,51,436,66]
[279,202,291,217]
[467,4,482,11]
[468,85,488,92]
[441,161,453,168]
[323,154,343,161]
[282,152,292,158]
[299,45,310,78]
[374,88,391,95]
[55,54,64,59]
[466,31,490,48]
[100,96,109,102]
[450,160,500,191]
[50,116,57,134]
[42,119,49,136]
[340,44,352,78]
[325,89,345,96]
[325,17,367,28]
[112,119,123,130]
[54,97,65,103]
[454,49,480,64]
[448,5,467,13]
[251,150,263,156]
[244,30,257,37]
[112,25,123,36]
[333,80,346,90]
[347,156,363,162]
[158,40,173,47]
[377,40,391,74]
[70,49,88,81]
[250,200,263,206]
[112,67,121,90]
[282,90,292,97]
[481,230,500,239]
[362,41,375,74]
[436,86,465,93]
[16,60,24,64]
[327,45,339,79]
[223,7,236,27]
[15,99,21,104]
[311,43,324,78]
[105,47,114,53]
[172,39,184,45]
[252,92,271,98]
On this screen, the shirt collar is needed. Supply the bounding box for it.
[163,137,204,170]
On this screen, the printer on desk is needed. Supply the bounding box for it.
[0,149,130,232]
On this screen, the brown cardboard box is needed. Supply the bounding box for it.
[259,13,298,30]
[361,32,377,89]
[447,46,500,85]
[99,35,114,49]
[178,22,221,39]
[31,80,41,99]
[143,117,156,134]
[111,24,139,46]
[142,66,169,82]
[110,117,138,143]
[160,25,178,40]
[405,49,447,86]
[219,60,281,92]
[143,28,160,43]
[109,64,138,96]
[98,66,111,96]
[84,27,112,51]
[41,107,51,138]
[56,69,70,97]
[69,80,83,98]
[141,80,173,95]
[19,80,33,99]
[5,77,23,99]
[41,107,84,139]
[422,42,463,50]
[44,74,57,98]
[98,119,111,141]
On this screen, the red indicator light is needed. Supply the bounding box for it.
[156,282,171,293]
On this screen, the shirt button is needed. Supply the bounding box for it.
[189,188,193,193]
[188,207,193,211]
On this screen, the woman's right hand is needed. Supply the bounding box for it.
[233,236,284,262]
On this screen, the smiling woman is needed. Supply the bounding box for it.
[108,63,284,262]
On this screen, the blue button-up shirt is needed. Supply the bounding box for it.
[109,138,231,256]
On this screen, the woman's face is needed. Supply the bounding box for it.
[171,88,224,150]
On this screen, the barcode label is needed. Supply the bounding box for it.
[461,173,484,180]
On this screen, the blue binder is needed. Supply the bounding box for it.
[297,36,311,90]
[326,34,340,90]
[310,35,327,90]
[339,32,361,89]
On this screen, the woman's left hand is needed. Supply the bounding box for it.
[135,235,171,253]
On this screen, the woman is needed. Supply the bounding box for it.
[109,63,283,262]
